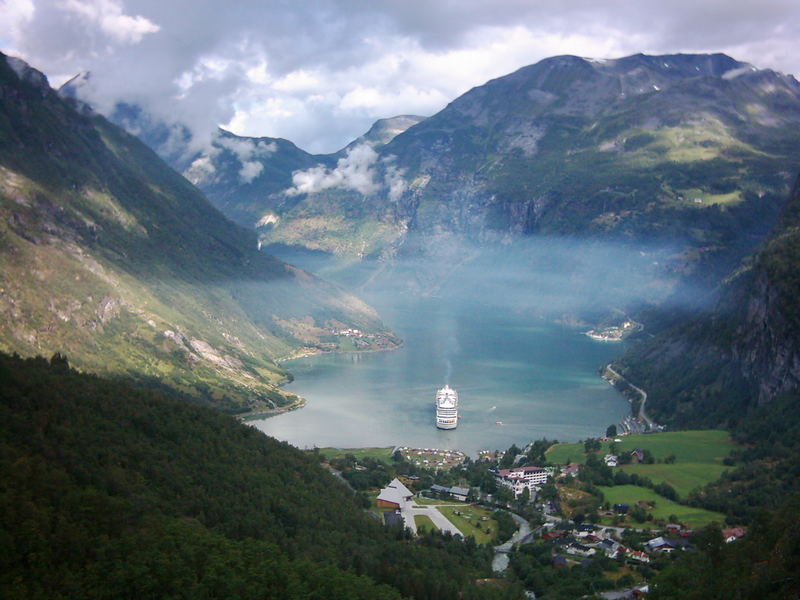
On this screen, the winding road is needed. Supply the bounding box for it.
[492,512,532,572]
[605,364,655,431]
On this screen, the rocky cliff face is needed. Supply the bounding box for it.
[617,174,800,425]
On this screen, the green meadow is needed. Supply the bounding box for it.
[318,447,395,462]
[598,485,725,528]
[546,430,735,498]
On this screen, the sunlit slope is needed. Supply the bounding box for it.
[0,54,394,412]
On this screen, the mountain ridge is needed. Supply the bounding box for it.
[0,52,397,412]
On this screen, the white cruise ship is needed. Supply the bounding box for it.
[435,385,458,429]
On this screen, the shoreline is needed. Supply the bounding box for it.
[243,339,405,422]
[276,338,404,366]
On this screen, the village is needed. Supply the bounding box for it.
[319,430,744,600]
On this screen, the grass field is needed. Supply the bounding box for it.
[618,463,730,499]
[598,485,725,528]
[318,447,394,462]
[546,430,735,498]
[438,505,496,544]
[414,514,437,534]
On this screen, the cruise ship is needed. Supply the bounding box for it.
[435,385,458,429]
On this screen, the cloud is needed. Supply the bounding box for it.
[288,143,380,196]
[61,0,159,44]
[2,1,799,154]
[382,158,407,202]
[238,160,263,184]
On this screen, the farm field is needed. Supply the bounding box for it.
[618,462,730,498]
[546,430,735,498]
[598,485,725,528]
[546,430,734,464]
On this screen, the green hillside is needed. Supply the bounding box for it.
[0,54,397,412]
[0,352,517,600]
[547,430,735,498]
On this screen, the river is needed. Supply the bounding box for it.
[252,292,628,456]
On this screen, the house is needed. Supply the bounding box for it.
[496,466,549,497]
[665,523,682,533]
[599,538,623,558]
[543,530,564,541]
[630,448,645,463]
[604,454,618,467]
[561,463,580,477]
[430,484,470,501]
[625,549,651,563]
[450,486,470,501]
[376,478,414,509]
[645,536,676,553]
[565,543,596,557]
[613,503,630,514]
[723,527,745,543]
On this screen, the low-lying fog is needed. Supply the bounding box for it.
[252,234,710,453]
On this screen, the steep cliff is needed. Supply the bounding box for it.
[616,173,800,426]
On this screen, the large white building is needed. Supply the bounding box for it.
[496,466,549,496]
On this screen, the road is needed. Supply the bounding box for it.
[492,512,532,572]
[605,364,655,431]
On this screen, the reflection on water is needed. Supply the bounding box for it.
[252,295,628,455]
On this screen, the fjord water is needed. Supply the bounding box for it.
[253,293,629,456]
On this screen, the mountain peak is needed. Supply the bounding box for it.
[3,53,51,92]
[340,114,427,154]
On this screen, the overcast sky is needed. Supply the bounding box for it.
[2,0,799,154]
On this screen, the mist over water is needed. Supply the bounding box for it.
[253,295,628,455]
[253,235,711,453]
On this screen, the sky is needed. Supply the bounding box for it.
[2,0,799,154]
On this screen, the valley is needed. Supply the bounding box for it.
[1,33,800,600]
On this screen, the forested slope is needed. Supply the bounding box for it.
[0,352,518,600]
[616,173,800,427]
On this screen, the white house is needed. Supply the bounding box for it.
[496,466,549,497]
[604,454,618,467]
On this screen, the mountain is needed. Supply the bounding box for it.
[338,114,427,153]
[615,172,800,427]
[0,352,511,599]
[0,53,397,413]
[257,53,799,268]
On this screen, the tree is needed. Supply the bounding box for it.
[518,486,531,506]
[606,425,617,438]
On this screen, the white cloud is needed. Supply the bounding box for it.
[213,135,276,183]
[287,143,380,196]
[384,161,407,202]
[238,160,263,183]
[62,0,159,44]
[1,0,799,154]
